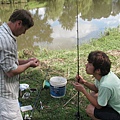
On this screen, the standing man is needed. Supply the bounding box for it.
[0,9,39,120]
[73,51,120,120]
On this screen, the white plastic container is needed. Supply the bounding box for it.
[50,76,67,98]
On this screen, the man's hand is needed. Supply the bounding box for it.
[76,75,86,84]
[73,82,86,93]
[29,58,40,67]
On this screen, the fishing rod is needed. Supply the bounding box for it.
[75,0,82,120]
[30,66,50,118]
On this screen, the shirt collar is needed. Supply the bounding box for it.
[2,22,16,41]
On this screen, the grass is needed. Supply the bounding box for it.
[18,27,120,120]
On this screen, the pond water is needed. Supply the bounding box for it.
[0,0,120,51]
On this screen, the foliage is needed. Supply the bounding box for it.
[19,27,120,120]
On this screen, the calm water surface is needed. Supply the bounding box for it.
[0,0,120,51]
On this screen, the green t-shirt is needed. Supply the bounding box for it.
[95,71,120,114]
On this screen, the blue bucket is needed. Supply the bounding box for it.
[50,76,67,98]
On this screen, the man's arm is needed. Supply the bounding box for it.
[73,82,101,109]
[76,75,98,93]
[6,58,39,77]
[84,81,98,93]
[18,58,39,65]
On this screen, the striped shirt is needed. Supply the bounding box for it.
[0,22,19,99]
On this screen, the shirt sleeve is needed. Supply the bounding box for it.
[98,86,111,106]
[0,52,18,72]
[0,39,18,72]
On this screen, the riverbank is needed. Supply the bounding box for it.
[19,27,120,120]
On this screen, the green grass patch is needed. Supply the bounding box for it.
[19,27,120,120]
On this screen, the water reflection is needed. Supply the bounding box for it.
[0,0,120,51]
